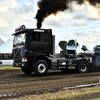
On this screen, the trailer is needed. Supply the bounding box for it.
[12,25,93,75]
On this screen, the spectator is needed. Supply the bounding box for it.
[1,54,4,60]
[0,53,13,60]
[0,54,1,60]
[35,34,40,41]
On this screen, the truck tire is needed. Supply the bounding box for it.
[21,67,33,75]
[77,60,89,73]
[34,60,48,76]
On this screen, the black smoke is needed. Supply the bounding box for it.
[88,0,100,5]
[35,0,100,29]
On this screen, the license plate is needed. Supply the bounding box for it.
[16,63,18,66]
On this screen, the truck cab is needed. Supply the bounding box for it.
[12,25,53,75]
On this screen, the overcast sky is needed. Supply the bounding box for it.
[0,0,100,51]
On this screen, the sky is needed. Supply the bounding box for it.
[0,0,100,51]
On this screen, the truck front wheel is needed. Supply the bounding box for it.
[21,67,33,75]
[34,60,48,76]
[77,60,89,73]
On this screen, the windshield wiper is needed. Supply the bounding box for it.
[13,43,19,47]
[19,42,24,45]
[16,43,20,46]
[14,42,24,46]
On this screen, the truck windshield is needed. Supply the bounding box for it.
[13,33,25,46]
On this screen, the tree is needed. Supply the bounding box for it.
[67,39,79,47]
[81,45,88,51]
[59,41,67,51]
[59,39,79,51]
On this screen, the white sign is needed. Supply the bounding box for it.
[66,45,76,50]
[34,30,44,32]
[0,60,13,65]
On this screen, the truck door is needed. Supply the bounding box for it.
[28,31,42,54]
[41,32,52,53]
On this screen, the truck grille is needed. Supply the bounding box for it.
[13,48,20,57]
[14,58,21,63]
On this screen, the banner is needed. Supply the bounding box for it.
[0,60,13,65]
[66,45,76,51]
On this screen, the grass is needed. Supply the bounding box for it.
[0,65,20,70]
[92,99,100,100]
[8,86,100,100]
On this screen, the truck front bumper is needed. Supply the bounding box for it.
[13,57,28,67]
[13,62,28,67]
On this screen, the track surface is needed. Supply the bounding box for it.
[0,67,100,98]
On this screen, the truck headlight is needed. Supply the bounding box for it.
[22,58,27,62]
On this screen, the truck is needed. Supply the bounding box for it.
[12,25,93,75]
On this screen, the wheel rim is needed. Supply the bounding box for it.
[80,63,87,72]
[38,63,46,73]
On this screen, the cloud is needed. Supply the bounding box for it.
[71,1,100,21]
[72,20,87,26]
[0,0,18,8]
[9,1,35,13]
[0,19,9,28]
[73,27,100,50]
[44,15,66,28]
[0,0,37,41]
[73,13,84,19]
[42,11,72,29]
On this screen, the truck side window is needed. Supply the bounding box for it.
[34,34,40,41]
[29,33,40,42]
[43,33,49,43]
[29,35,32,42]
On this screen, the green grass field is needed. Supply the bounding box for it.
[8,86,100,100]
[0,65,20,70]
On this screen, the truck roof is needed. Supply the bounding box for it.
[12,25,52,35]
[12,28,52,36]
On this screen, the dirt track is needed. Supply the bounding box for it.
[0,67,100,99]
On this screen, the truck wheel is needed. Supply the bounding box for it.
[21,67,33,75]
[77,60,89,73]
[34,60,48,76]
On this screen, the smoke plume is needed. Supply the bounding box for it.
[35,0,100,29]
